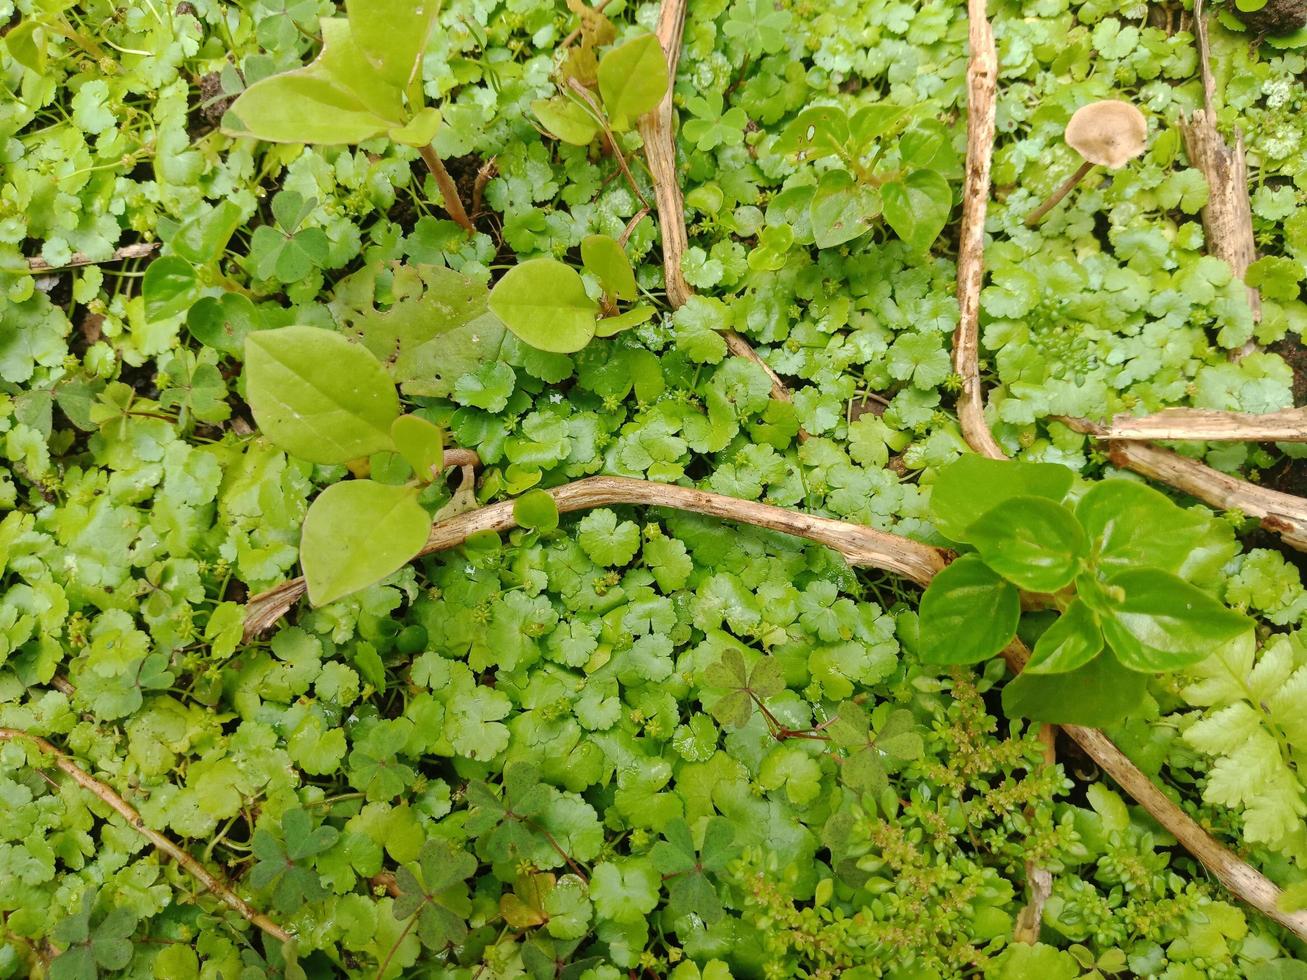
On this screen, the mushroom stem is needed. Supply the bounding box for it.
[1025,159,1094,226]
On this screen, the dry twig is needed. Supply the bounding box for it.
[638,0,692,308]
[1180,0,1260,356]
[1107,439,1307,551]
[243,474,948,636]
[636,0,800,428]
[1061,407,1307,443]
[0,728,291,943]
[952,0,1004,461]
[22,242,158,274]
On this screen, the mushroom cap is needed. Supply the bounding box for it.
[1064,100,1148,169]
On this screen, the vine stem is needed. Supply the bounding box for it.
[417,144,476,233]
[1022,159,1093,227]
[243,474,949,637]
[0,728,292,944]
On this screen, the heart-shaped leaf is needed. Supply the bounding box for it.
[488,258,598,353]
[809,169,881,249]
[881,168,952,253]
[301,480,431,605]
[143,256,199,323]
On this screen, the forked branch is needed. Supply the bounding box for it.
[0,728,291,943]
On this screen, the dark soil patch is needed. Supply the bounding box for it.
[1270,333,1307,407]
[1233,0,1307,35]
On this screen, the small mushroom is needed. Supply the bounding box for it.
[1025,99,1148,227]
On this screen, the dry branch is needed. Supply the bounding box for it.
[952,0,1005,461]
[22,242,158,274]
[1062,407,1307,442]
[1107,439,1307,551]
[243,475,948,636]
[638,0,692,309]
[1180,0,1260,354]
[0,728,291,944]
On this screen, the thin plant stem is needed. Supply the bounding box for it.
[1024,159,1094,226]
[417,144,476,233]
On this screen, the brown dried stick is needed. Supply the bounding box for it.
[1062,407,1307,443]
[22,242,158,274]
[1180,0,1260,351]
[243,474,948,636]
[0,728,291,944]
[636,0,798,419]
[952,0,1005,461]
[638,0,692,309]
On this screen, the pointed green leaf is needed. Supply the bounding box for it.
[1099,568,1252,672]
[581,234,637,300]
[245,325,399,464]
[1076,479,1236,587]
[389,106,442,147]
[532,96,601,145]
[597,34,669,129]
[1003,650,1149,727]
[346,0,440,91]
[595,305,655,337]
[391,414,445,481]
[1026,599,1103,674]
[929,455,1074,542]
[223,19,404,144]
[301,480,430,605]
[918,555,1020,664]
